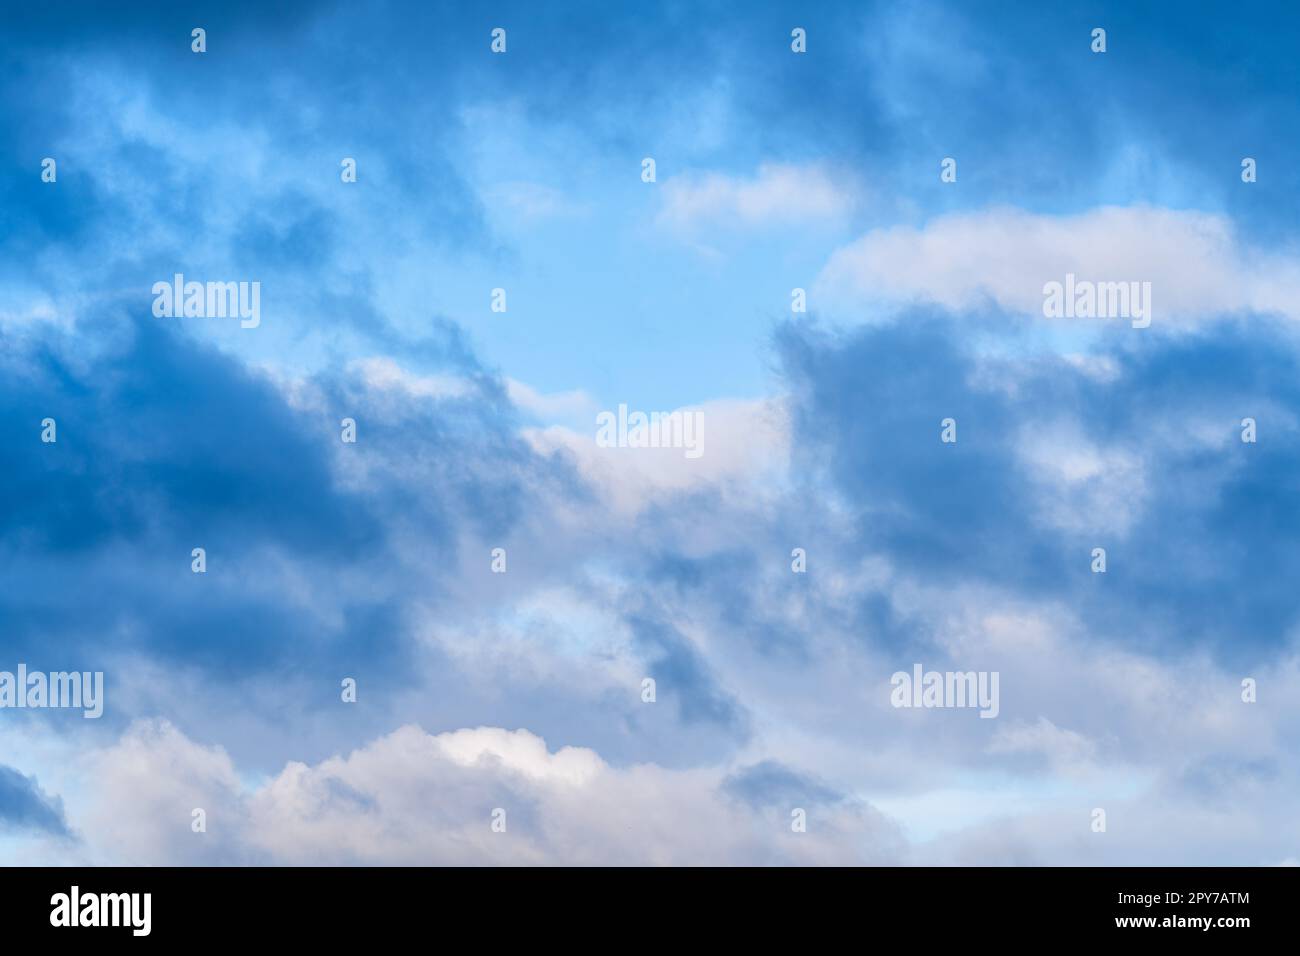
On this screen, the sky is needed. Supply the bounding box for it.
[1,0,1299,865]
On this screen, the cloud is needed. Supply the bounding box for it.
[79,720,903,865]
[79,719,243,865]
[0,312,588,729]
[658,164,855,233]
[774,313,1300,662]
[986,717,1098,774]
[817,205,1300,326]
[0,764,70,836]
[351,356,476,400]
[522,397,789,515]
[1011,420,1149,537]
[505,378,598,425]
[484,182,590,223]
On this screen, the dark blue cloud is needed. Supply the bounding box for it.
[0,310,569,688]
[723,760,842,810]
[623,605,750,743]
[777,312,1300,669]
[0,765,69,837]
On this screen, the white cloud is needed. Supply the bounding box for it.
[658,163,854,232]
[522,397,790,515]
[79,719,245,865]
[73,720,901,866]
[484,181,589,222]
[816,205,1300,325]
[351,356,475,400]
[1013,420,1149,537]
[505,378,598,424]
[987,716,1098,773]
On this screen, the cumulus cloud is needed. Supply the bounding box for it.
[77,721,902,866]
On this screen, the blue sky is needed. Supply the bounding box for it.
[2,0,1299,865]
